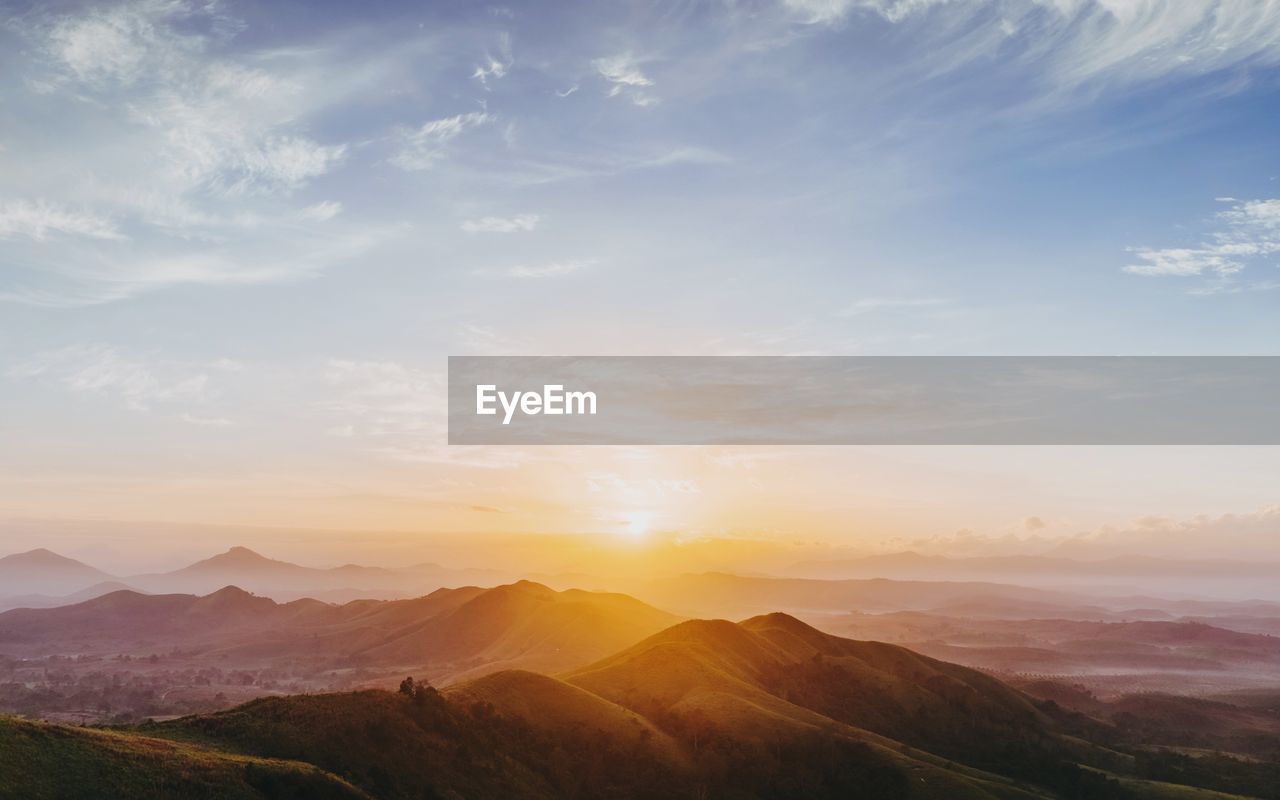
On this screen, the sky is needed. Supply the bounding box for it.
[1,0,1279,569]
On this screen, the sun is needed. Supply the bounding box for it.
[621,510,655,539]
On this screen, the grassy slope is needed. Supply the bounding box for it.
[0,608,1264,800]
[0,715,366,800]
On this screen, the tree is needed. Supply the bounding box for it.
[398,676,415,696]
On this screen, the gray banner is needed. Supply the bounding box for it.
[447,356,1280,445]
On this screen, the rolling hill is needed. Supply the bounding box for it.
[146,612,1247,799]
[0,610,1262,799]
[563,612,1089,781]
[0,714,365,800]
[0,581,681,683]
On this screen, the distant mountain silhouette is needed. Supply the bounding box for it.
[791,551,1280,579]
[0,544,511,608]
[0,581,680,683]
[632,571,1084,618]
[124,545,504,599]
[0,580,143,612]
[0,548,110,596]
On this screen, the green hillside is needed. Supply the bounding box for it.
[0,715,365,800]
[0,612,1266,800]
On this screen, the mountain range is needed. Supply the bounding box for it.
[0,546,506,610]
[787,551,1280,599]
[5,611,1259,799]
[0,580,680,685]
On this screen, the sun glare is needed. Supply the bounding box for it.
[621,511,655,539]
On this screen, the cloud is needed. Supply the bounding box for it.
[320,359,521,467]
[1050,506,1280,561]
[782,0,858,26]
[7,344,210,412]
[1124,248,1246,278]
[905,505,1280,561]
[472,32,512,88]
[0,0,379,305]
[778,1,1280,98]
[31,2,345,196]
[0,200,126,242]
[0,225,387,307]
[390,112,493,171]
[506,259,593,279]
[460,213,539,233]
[1124,198,1280,289]
[298,201,343,221]
[594,54,657,106]
[42,0,185,86]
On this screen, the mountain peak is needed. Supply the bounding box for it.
[223,546,266,560]
[191,585,276,614]
[739,611,812,633]
[206,584,256,599]
[184,546,284,571]
[0,548,105,573]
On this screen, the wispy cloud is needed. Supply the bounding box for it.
[461,213,540,233]
[31,1,345,196]
[390,112,493,171]
[0,226,388,308]
[782,0,858,26]
[0,0,381,305]
[320,359,521,467]
[594,54,657,106]
[1124,198,1280,292]
[7,344,210,412]
[0,200,126,242]
[472,32,512,89]
[780,1,1280,101]
[297,201,343,222]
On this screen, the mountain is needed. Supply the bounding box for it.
[0,714,365,800]
[2,611,1260,799]
[829,611,1280,691]
[0,581,680,684]
[353,581,681,680]
[124,546,506,600]
[0,580,142,612]
[0,545,511,610]
[157,688,696,800]
[563,613,1081,778]
[787,552,1280,600]
[790,551,1280,580]
[629,571,1085,618]
[0,548,111,596]
[152,667,1050,800]
[0,586,287,654]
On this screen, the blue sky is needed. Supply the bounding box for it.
[2,0,1279,564]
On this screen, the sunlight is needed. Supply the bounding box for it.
[621,510,655,539]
